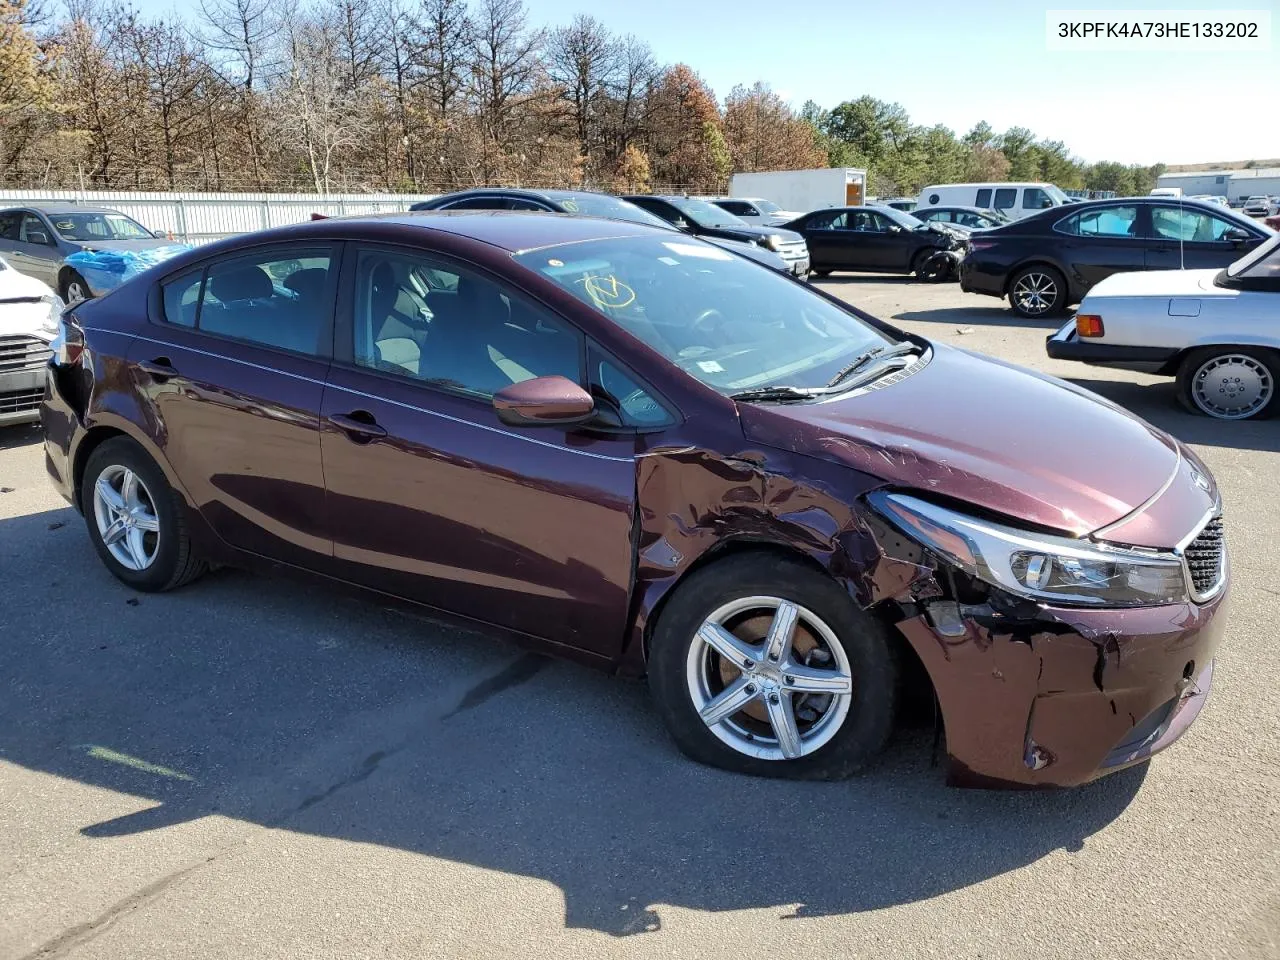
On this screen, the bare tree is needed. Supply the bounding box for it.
[468,0,541,181]
[545,14,616,177]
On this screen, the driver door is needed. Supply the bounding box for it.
[320,243,640,657]
[13,212,61,287]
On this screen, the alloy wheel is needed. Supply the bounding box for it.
[66,280,87,303]
[685,596,854,761]
[1192,353,1273,419]
[1011,271,1057,315]
[92,464,161,571]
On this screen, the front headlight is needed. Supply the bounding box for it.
[868,491,1188,607]
[763,234,784,251]
[36,294,64,341]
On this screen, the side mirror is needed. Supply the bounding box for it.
[153,229,168,239]
[26,230,50,245]
[493,375,595,428]
[674,217,690,230]
[1222,228,1251,245]
[887,224,903,234]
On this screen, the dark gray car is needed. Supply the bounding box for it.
[0,205,170,301]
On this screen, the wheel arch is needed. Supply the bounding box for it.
[1001,258,1068,297]
[1162,341,1280,377]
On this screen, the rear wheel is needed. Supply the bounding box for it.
[648,554,899,780]
[1008,265,1067,318]
[81,438,207,591]
[1177,347,1276,420]
[811,268,831,278]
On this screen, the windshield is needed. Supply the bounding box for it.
[753,199,781,214]
[877,206,926,229]
[549,193,672,230]
[514,236,895,393]
[1044,184,1070,204]
[1227,233,1280,279]
[668,197,748,229]
[50,212,154,241]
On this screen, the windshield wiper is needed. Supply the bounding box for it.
[729,385,819,403]
[826,341,919,388]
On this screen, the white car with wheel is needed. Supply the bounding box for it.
[0,255,61,426]
[1047,233,1280,420]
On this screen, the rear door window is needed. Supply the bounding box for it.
[805,211,847,230]
[1056,205,1140,238]
[992,188,1017,211]
[717,201,755,216]
[975,188,992,207]
[189,246,337,355]
[0,212,20,240]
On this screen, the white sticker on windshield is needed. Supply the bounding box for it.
[662,242,733,261]
[697,360,725,373]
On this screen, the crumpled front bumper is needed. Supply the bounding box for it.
[898,592,1227,788]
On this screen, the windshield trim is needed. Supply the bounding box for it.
[1225,232,1280,279]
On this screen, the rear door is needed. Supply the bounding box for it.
[798,210,849,268]
[140,242,339,566]
[1052,204,1148,290]
[319,242,639,655]
[1145,205,1266,270]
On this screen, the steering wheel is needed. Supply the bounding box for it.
[692,307,726,336]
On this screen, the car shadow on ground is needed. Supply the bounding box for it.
[1068,377,1280,454]
[2,504,1147,940]
[816,273,919,286]
[0,422,42,452]
[892,307,1063,330]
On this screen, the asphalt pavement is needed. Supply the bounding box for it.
[1,277,1277,960]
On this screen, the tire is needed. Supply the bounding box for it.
[1176,346,1277,420]
[1007,264,1067,318]
[910,249,935,279]
[811,269,831,278]
[648,554,899,780]
[80,437,207,591]
[62,270,91,303]
[916,251,953,283]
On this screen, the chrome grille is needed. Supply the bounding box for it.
[0,387,44,414]
[1183,515,1225,600]
[0,335,52,373]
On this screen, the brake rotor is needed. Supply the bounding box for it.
[717,613,824,726]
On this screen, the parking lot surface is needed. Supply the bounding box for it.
[2,277,1277,960]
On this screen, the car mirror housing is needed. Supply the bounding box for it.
[26,230,51,245]
[492,375,596,428]
[1222,228,1251,245]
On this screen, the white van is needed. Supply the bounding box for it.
[1149,187,1183,198]
[916,182,1071,220]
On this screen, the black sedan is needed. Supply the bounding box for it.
[781,205,966,278]
[412,189,791,273]
[621,195,810,277]
[961,197,1273,318]
[912,206,1011,230]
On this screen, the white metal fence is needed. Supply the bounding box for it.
[0,190,441,245]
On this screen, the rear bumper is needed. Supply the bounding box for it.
[1045,320,1178,373]
[0,365,47,426]
[899,587,1229,788]
[39,361,79,505]
[958,258,1006,298]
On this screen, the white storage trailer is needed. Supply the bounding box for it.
[729,168,865,214]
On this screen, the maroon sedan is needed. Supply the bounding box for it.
[40,212,1228,787]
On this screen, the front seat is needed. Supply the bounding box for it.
[419,275,514,394]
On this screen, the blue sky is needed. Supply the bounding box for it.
[130,0,1278,166]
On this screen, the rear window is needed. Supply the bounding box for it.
[993,188,1017,210]
[975,189,992,207]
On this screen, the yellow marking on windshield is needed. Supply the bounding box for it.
[578,274,636,309]
[83,745,196,782]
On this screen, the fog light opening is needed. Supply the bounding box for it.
[1183,660,1196,680]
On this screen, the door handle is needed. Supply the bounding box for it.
[138,358,178,381]
[329,411,387,443]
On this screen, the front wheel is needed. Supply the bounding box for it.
[1177,347,1276,420]
[648,554,899,780]
[62,270,91,303]
[1007,265,1067,318]
[810,268,831,278]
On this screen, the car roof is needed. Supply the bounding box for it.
[435,187,619,203]
[368,210,667,251]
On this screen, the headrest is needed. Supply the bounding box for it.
[210,264,273,303]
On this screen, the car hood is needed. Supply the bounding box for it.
[1084,268,1227,299]
[0,263,55,299]
[704,235,787,270]
[737,343,1180,537]
[711,223,804,243]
